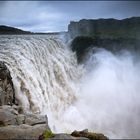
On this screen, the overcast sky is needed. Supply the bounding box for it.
[0,1,140,32]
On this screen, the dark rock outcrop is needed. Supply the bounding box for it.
[39,131,89,140]
[71,129,109,140]
[0,62,15,106]
[71,36,94,63]
[50,133,89,139]
[68,17,140,39]
[69,17,140,63]
[71,36,140,63]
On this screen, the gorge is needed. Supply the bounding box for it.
[0,17,140,139]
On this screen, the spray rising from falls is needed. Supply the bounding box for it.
[70,48,140,138]
[0,36,140,138]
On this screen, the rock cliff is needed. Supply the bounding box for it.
[68,17,140,39]
[0,62,16,106]
[69,17,140,63]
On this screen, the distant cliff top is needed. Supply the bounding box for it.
[68,17,140,39]
[0,25,32,34]
[0,25,67,35]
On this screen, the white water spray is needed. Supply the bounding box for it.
[0,36,140,138]
[65,48,140,138]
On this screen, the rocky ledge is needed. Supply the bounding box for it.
[39,129,108,140]
[0,105,50,139]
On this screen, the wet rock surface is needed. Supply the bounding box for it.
[0,61,15,106]
[71,36,140,63]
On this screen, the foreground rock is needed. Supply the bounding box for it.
[50,134,89,140]
[0,62,16,106]
[39,129,108,140]
[0,105,50,139]
[39,132,89,140]
[0,105,18,126]
[0,124,49,139]
[71,129,109,140]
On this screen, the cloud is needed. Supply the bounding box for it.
[0,1,140,32]
[0,1,65,32]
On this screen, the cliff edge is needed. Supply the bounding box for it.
[68,17,140,39]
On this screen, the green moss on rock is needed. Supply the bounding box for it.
[44,130,54,139]
[71,129,109,140]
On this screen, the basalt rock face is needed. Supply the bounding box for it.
[68,17,140,39]
[68,17,140,63]
[0,62,16,106]
[71,36,140,63]
[71,36,94,63]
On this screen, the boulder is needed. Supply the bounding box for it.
[16,114,25,125]
[51,134,89,139]
[0,105,50,139]
[0,105,18,126]
[0,105,49,127]
[24,113,48,126]
[39,129,108,140]
[71,129,109,140]
[39,132,89,140]
[0,124,49,139]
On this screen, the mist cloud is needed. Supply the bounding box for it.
[61,49,140,138]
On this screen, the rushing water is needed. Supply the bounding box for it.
[0,35,140,139]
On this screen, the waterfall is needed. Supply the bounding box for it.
[0,35,140,138]
[0,35,83,131]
